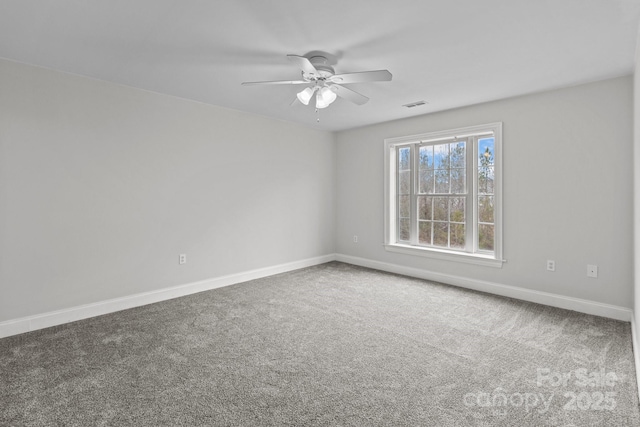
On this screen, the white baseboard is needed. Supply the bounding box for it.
[335,254,633,322]
[1,253,633,340]
[0,254,337,339]
[631,313,640,403]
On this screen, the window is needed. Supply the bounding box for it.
[384,123,503,267]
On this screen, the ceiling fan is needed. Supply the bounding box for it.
[241,54,392,109]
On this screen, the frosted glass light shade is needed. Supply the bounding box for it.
[297,87,315,105]
[316,86,337,109]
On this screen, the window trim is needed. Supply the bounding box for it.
[384,122,504,268]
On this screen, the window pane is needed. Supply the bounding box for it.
[478,166,494,194]
[418,196,433,220]
[399,218,411,241]
[478,137,495,253]
[478,196,494,223]
[419,170,434,194]
[399,147,411,170]
[450,223,465,249]
[433,197,448,221]
[434,222,448,247]
[435,169,449,193]
[434,144,449,169]
[478,138,494,166]
[479,224,494,251]
[450,168,466,194]
[399,195,410,218]
[419,221,432,245]
[450,141,466,168]
[450,197,465,222]
[399,170,411,195]
[419,146,433,170]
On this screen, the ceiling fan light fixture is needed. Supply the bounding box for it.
[297,87,316,105]
[243,54,390,110]
[315,86,337,109]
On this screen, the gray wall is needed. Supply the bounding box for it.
[0,59,335,322]
[0,57,634,325]
[336,76,633,308]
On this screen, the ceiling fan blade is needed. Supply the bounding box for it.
[287,55,318,76]
[330,84,369,105]
[241,79,308,86]
[329,70,392,84]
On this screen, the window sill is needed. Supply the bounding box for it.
[384,243,504,268]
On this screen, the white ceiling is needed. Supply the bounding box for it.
[1,0,639,131]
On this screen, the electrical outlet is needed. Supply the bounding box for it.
[179,254,187,265]
[353,235,358,243]
[587,264,598,278]
[546,260,555,272]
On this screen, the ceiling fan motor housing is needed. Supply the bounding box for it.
[305,56,335,80]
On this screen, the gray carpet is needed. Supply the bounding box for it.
[1,262,639,426]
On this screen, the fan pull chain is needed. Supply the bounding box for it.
[316,108,320,122]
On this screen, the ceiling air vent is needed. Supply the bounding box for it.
[402,100,427,108]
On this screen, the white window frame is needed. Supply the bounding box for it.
[384,122,504,268]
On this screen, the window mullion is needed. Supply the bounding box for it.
[471,136,479,254]
[395,146,400,243]
[465,137,474,253]
[410,144,419,246]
